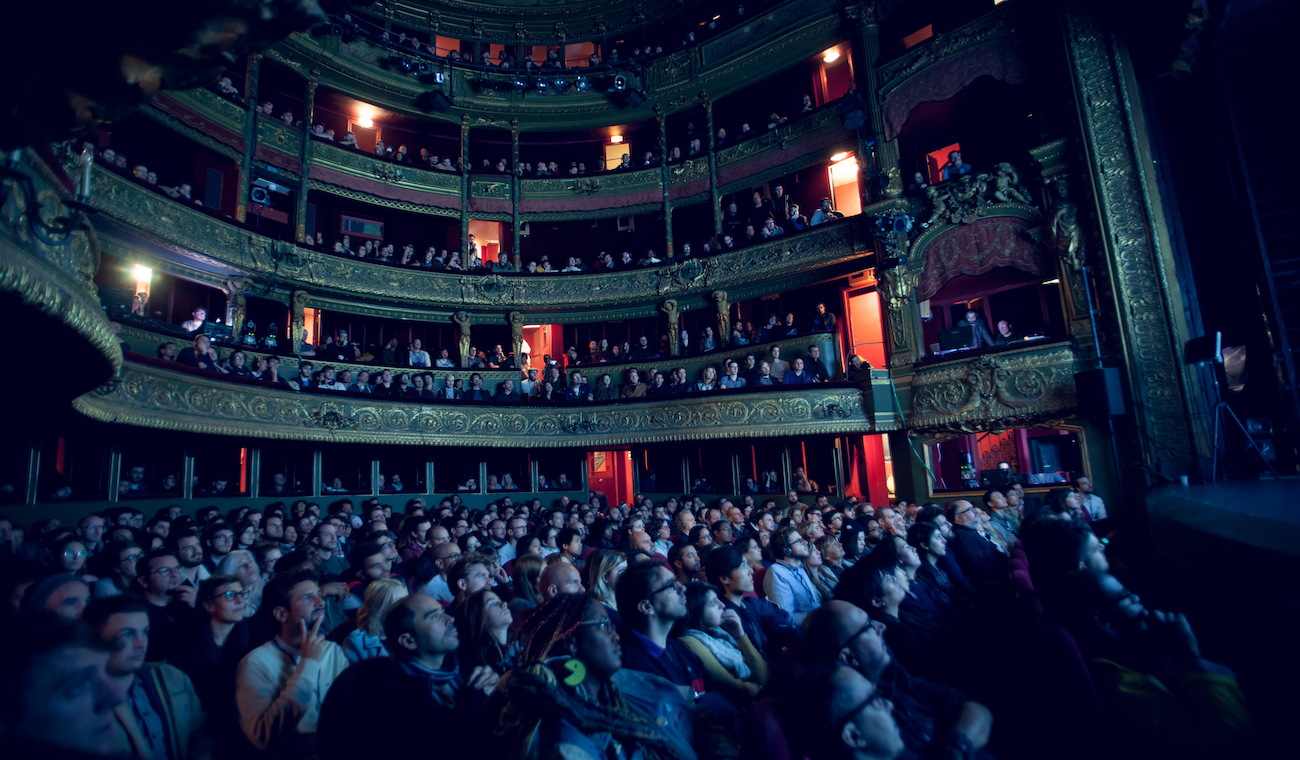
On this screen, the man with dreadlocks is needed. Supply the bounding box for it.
[485,592,700,760]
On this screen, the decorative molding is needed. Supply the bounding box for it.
[877,4,1016,93]
[74,361,890,447]
[0,150,123,383]
[1064,4,1193,464]
[91,165,871,309]
[908,342,1080,434]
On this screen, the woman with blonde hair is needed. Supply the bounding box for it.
[214,549,264,616]
[342,577,408,663]
[584,549,627,611]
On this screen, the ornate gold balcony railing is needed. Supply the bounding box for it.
[90,164,873,310]
[904,341,1082,434]
[0,148,122,394]
[76,357,893,447]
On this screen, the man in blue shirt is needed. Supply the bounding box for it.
[762,527,821,625]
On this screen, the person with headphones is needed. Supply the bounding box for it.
[761,526,821,625]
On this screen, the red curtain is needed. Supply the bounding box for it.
[917,216,1047,302]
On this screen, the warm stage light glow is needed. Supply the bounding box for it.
[132,264,152,282]
[830,151,852,162]
[1043,278,1060,285]
[610,135,623,144]
[357,117,373,128]
[823,48,841,63]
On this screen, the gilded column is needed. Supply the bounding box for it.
[660,299,681,357]
[509,311,525,362]
[852,4,901,201]
[511,119,522,268]
[1061,2,1198,466]
[235,53,261,223]
[295,69,319,243]
[703,92,721,237]
[657,105,673,256]
[460,115,470,253]
[880,265,921,367]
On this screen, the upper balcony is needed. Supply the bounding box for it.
[90,162,872,312]
[273,0,848,129]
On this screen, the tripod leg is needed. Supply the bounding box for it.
[1222,404,1281,480]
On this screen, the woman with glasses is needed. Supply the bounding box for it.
[815,534,848,585]
[214,549,264,617]
[90,539,142,598]
[172,574,251,748]
[342,578,407,663]
[48,535,95,580]
[678,583,771,708]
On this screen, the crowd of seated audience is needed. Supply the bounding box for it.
[150,313,858,406]
[0,469,1248,760]
[332,1,776,76]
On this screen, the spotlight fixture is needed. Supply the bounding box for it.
[416,60,430,74]
[399,57,414,72]
[514,76,528,92]
[575,76,590,92]
[554,75,568,91]
[536,78,549,93]
[434,72,445,84]
[612,75,628,91]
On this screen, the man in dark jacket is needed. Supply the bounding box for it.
[705,545,797,661]
[944,500,1007,589]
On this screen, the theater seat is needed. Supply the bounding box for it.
[741,697,796,760]
[753,566,768,599]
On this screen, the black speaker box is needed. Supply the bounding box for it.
[623,89,646,108]
[1075,367,1125,417]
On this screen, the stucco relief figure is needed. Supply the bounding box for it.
[509,311,525,363]
[660,299,680,356]
[453,311,473,367]
[712,291,730,348]
[992,163,1033,205]
[290,290,309,352]
[1049,179,1084,271]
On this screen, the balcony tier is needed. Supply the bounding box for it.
[75,356,893,447]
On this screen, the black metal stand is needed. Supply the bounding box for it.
[1210,397,1280,482]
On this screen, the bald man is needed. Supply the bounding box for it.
[538,561,585,602]
[629,531,655,555]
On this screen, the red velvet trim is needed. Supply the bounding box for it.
[717,128,846,187]
[916,216,1047,301]
[308,164,462,211]
[883,41,1028,141]
[519,188,661,213]
[150,94,245,153]
[254,144,301,174]
[469,197,512,214]
[669,178,711,200]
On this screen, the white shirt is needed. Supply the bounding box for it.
[419,574,453,602]
[409,350,431,367]
[1081,493,1108,521]
[435,357,455,368]
[497,542,517,565]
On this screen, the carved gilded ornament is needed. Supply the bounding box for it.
[1064,4,1192,463]
[0,150,122,378]
[881,266,920,313]
[92,166,869,308]
[909,342,1079,434]
[74,362,887,447]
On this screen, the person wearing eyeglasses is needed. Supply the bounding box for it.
[762,526,821,626]
[91,539,143,599]
[804,600,993,760]
[170,574,252,751]
[943,499,1009,592]
[614,561,718,707]
[85,596,208,760]
[134,549,197,663]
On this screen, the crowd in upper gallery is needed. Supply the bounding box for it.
[0,467,1250,760]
